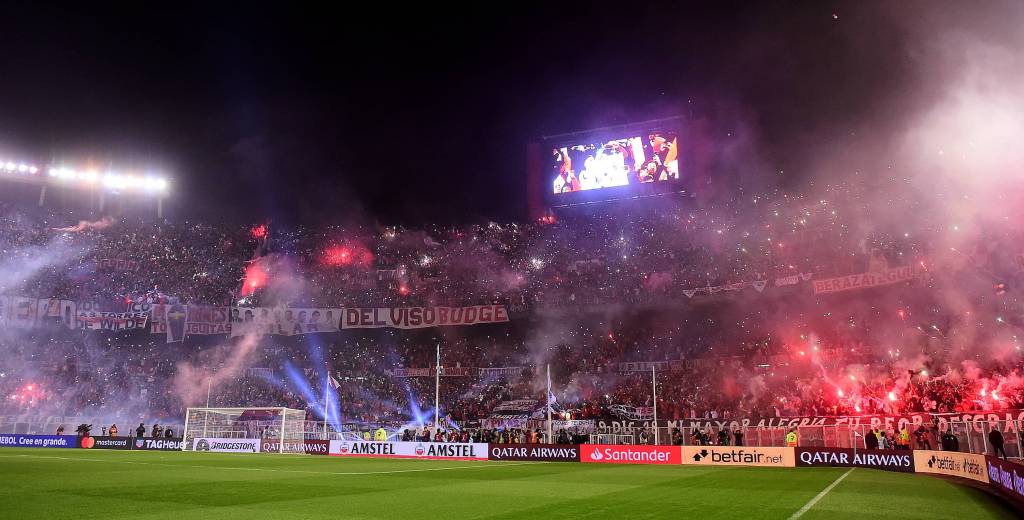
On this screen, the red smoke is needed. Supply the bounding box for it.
[322,242,373,267]
[241,262,268,296]
[251,224,267,239]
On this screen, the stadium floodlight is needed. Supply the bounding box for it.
[143,177,168,192]
[102,173,127,189]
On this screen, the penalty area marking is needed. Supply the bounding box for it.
[0,453,542,476]
[788,467,855,519]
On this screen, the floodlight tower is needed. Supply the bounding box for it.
[0,156,170,218]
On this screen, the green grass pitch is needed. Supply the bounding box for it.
[0,448,1016,519]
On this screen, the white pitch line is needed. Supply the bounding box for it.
[0,453,542,476]
[788,467,855,519]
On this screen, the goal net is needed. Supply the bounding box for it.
[183,407,307,454]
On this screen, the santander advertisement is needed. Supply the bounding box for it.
[581,444,681,465]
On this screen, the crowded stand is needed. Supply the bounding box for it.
[1,184,1024,448]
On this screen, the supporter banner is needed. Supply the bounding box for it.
[913,450,988,483]
[184,305,232,337]
[493,400,538,414]
[190,437,260,453]
[96,258,141,271]
[551,420,595,432]
[581,444,681,465]
[144,303,169,337]
[386,366,474,377]
[795,447,913,472]
[230,307,342,337]
[609,405,654,421]
[488,444,580,462]
[813,265,916,295]
[132,437,185,451]
[478,367,525,378]
[481,418,528,430]
[617,361,670,373]
[0,434,77,448]
[678,409,1024,434]
[37,299,76,328]
[681,446,795,467]
[681,273,813,300]
[164,304,186,342]
[0,296,39,329]
[340,305,509,330]
[144,303,191,343]
[328,440,487,460]
[986,457,1024,504]
[78,435,132,450]
[74,310,148,331]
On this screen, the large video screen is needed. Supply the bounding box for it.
[550,130,679,195]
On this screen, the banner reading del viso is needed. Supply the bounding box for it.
[340,305,508,329]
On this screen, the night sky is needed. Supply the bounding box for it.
[0,2,978,224]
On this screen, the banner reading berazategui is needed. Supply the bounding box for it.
[341,306,508,329]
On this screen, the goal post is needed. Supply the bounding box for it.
[182,407,307,454]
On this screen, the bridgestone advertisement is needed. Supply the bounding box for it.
[580,444,681,465]
[488,444,580,462]
[680,446,795,467]
[795,448,914,472]
[190,437,260,453]
[132,437,186,451]
[78,436,132,450]
[913,450,989,483]
[0,434,77,448]
[328,441,488,460]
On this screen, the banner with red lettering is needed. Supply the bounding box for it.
[813,265,916,295]
[340,306,508,329]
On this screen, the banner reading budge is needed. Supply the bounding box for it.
[340,305,508,329]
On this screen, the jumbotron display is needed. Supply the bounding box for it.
[550,129,679,195]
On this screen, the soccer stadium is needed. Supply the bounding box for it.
[3,3,1024,519]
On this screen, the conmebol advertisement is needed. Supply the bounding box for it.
[328,441,487,460]
[580,445,681,465]
[0,434,77,448]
